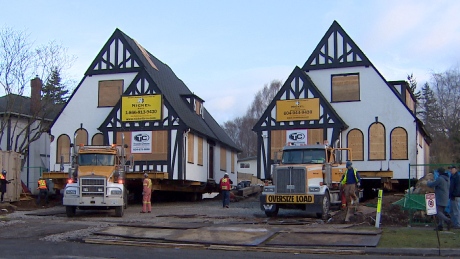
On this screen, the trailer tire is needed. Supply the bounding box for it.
[66,206,76,217]
[265,205,279,217]
[317,192,330,220]
[115,206,124,217]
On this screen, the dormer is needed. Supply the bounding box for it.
[388,81,416,114]
[181,94,205,118]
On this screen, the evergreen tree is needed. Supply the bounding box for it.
[42,68,69,105]
[418,82,439,134]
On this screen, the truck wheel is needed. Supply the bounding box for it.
[317,192,330,220]
[265,206,279,217]
[123,189,128,209]
[66,206,76,217]
[115,206,124,217]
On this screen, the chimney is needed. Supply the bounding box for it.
[30,76,42,114]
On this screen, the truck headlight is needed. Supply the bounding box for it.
[97,187,104,192]
[66,189,77,195]
[263,187,275,192]
[111,190,122,195]
[82,187,89,192]
[309,187,320,192]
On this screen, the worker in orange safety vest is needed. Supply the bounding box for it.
[36,177,49,205]
[141,173,152,213]
[219,173,233,208]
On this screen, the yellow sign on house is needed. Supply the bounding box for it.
[276,98,320,121]
[121,95,162,122]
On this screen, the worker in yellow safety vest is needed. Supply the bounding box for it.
[36,177,49,205]
[341,161,361,212]
[141,173,152,213]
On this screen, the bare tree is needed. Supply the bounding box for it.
[222,80,282,158]
[0,26,75,159]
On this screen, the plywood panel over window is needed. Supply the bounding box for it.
[220,147,227,171]
[391,127,408,159]
[92,133,104,145]
[99,80,123,107]
[331,74,360,102]
[187,133,194,164]
[195,100,202,115]
[197,137,203,166]
[271,130,286,160]
[405,89,415,113]
[347,129,364,161]
[75,129,88,146]
[57,135,71,164]
[369,122,385,160]
[231,151,235,173]
[307,129,324,145]
[117,131,168,161]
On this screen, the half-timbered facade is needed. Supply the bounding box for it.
[253,21,431,184]
[49,29,239,192]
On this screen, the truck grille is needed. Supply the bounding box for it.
[81,177,105,197]
[275,167,306,194]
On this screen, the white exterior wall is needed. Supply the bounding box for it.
[237,158,257,177]
[50,72,138,171]
[307,66,416,179]
[185,133,209,182]
[214,143,237,185]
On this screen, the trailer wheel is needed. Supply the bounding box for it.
[265,205,279,217]
[317,192,330,220]
[115,206,124,217]
[66,206,76,217]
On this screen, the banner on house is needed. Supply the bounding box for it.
[276,98,320,122]
[286,129,308,146]
[131,131,152,153]
[121,95,162,122]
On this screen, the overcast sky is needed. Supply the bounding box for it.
[2,0,460,124]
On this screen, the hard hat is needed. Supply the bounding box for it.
[1,170,6,175]
[224,173,229,176]
[144,173,148,178]
[346,161,352,167]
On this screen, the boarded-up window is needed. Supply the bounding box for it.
[92,133,104,145]
[369,122,385,160]
[271,130,286,160]
[188,133,194,164]
[195,100,202,115]
[99,80,123,107]
[347,129,364,161]
[57,134,71,164]
[405,89,415,113]
[391,127,408,159]
[307,129,324,145]
[220,147,227,171]
[197,136,203,165]
[75,129,88,146]
[117,131,168,161]
[231,151,235,173]
[331,74,360,102]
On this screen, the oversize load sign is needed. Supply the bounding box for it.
[266,194,314,204]
[276,98,320,122]
[121,95,162,122]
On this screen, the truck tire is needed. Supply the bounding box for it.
[317,192,330,220]
[265,205,279,217]
[66,206,76,217]
[115,206,124,217]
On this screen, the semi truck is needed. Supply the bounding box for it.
[260,144,352,219]
[62,144,130,217]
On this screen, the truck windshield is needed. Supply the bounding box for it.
[282,149,326,164]
[79,154,115,166]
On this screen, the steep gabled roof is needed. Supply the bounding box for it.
[302,20,371,71]
[0,94,61,121]
[59,29,239,151]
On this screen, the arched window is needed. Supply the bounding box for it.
[391,127,408,159]
[56,134,71,164]
[75,128,88,146]
[369,122,385,160]
[347,129,364,161]
[92,133,104,145]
